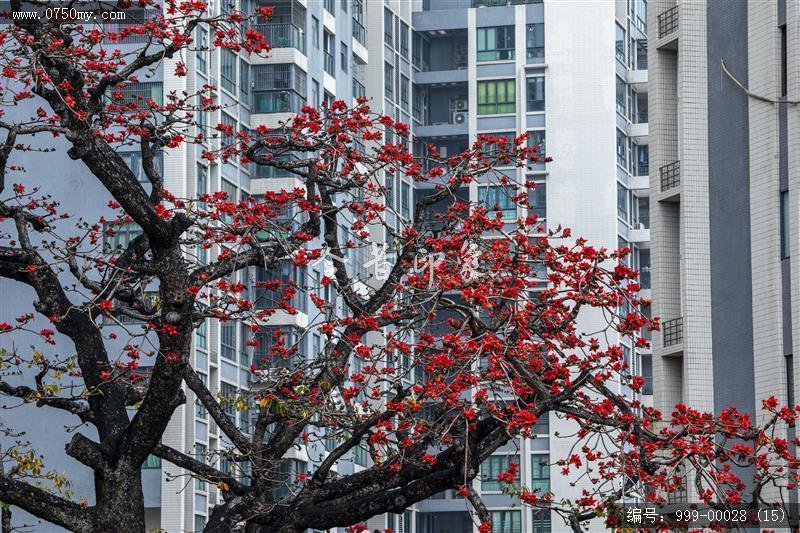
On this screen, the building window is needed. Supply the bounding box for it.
[385,62,395,100]
[617,183,629,222]
[527,130,546,160]
[384,8,394,47]
[221,48,237,93]
[195,373,207,418]
[311,16,319,48]
[615,23,626,62]
[340,0,347,12]
[529,181,546,221]
[251,64,307,113]
[477,79,515,115]
[531,510,551,533]
[385,171,394,209]
[311,79,319,107]
[239,58,250,102]
[401,181,410,218]
[353,443,369,466]
[616,129,628,168]
[352,0,366,45]
[635,39,648,70]
[533,412,549,435]
[220,382,237,424]
[635,0,647,31]
[526,23,544,61]
[220,113,236,148]
[477,26,515,61]
[323,32,335,75]
[196,26,208,73]
[254,326,307,369]
[787,354,795,407]
[400,21,409,57]
[194,443,207,491]
[400,75,409,111]
[531,454,550,493]
[221,178,237,222]
[195,318,207,350]
[196,164,207,206]
[340,41,348,73]
[324,0,334,14]
[526,76,545,112]
[481,454,520,491]
[115,81,163,107]
[491,511,521,533]
[221,320,236,361]
[255,262,307,313]
[120,150,164,184]
[616,76,627,116]
[782,190,790,259]
[479,186,517,221]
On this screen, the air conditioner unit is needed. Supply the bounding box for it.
[454,98,467,111]
[452,110,467,125]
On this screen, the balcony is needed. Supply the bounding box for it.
[659,160,680,193]
[414,112,469,138]
[658,6,678,39]
[253,23,305,54]
[663,317,683,348]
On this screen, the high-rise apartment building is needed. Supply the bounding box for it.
[0,0,650,531]
[382,1,650,532]
[649,0,800,501]
[649,0,796,506]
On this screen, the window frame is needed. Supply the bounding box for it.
[477,79,516,115]
[477,25,515,62]
[526,76,545,112]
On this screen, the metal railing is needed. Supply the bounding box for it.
[252,23,305,53]
[659,160,680,192]
[658,5,679,38]
[663,317,683,347]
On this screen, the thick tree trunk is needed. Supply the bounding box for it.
[93,468,146,532]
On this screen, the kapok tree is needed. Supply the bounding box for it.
[0,2,798,533]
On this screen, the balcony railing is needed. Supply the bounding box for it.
[253,23,305,53]
[323,51,335,76]
[663,317,683,347]
[659,160,680,192]
[658,5,678,38]
[352,19,366,46]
